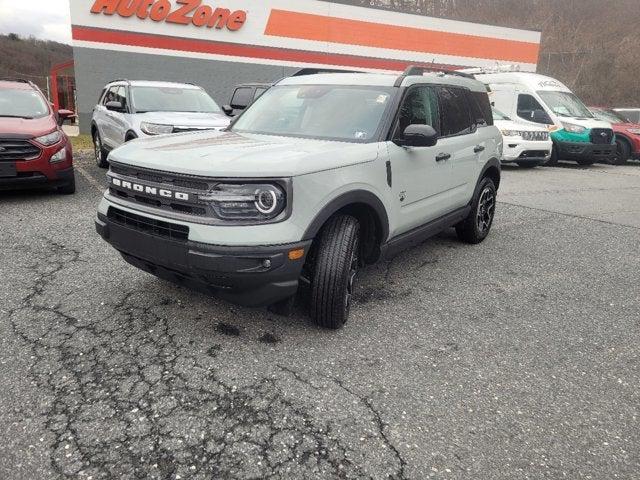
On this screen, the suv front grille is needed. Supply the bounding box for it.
[590,128,614,145]
[109,163,209,190]
[521,131,549,141]
[0,139,41,162]
[107,207,189,241]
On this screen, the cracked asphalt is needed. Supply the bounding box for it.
[1,153,639,479]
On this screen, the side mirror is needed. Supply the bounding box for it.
[396,124,439,147]
[105,101,124,112]
[532,109,552,125]
[222,105,234,116]
[57,109,74,126]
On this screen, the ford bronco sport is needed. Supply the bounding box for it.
[96,67,502,329]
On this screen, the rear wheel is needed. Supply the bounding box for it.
[456,177,496,244]
[611,139,631,165]
[310,215,360,329]
[93,130,108,168]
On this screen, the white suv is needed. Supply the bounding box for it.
[91,80,230,168]
[95,67,502,329]
[493,108,552,167]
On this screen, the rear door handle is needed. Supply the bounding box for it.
[436,153,451,162]
[474,145,486,153]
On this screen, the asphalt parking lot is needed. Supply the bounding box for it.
[1,154,639,479]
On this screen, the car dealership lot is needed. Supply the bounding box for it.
[1,157,639,479]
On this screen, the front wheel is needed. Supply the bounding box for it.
[310,215,360,329]
[546,145,559,166]
[611,139,630,165]
[57,175,76,195]
[93,131,109,168]
[456,177,497,244]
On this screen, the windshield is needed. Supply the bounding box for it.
[131,86,221,113]
[591,108,627,123]
[537,91,593,119]
[231,85,394,142]
[0,88,49,119]
[492,108,511,121]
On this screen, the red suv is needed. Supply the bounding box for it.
[590,107,640,165]
[0,79,75,193]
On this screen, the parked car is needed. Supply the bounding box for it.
[95,66,502,329]
[91,80,231,168]
[590,107,640,164]
[492,108,552,168]
[222,83,271,116]
[469,68,616,166]
[0,78,75,193]
[614,108,640,124]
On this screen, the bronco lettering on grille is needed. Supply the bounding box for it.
[111,177,190,201]
[90,0,247,31]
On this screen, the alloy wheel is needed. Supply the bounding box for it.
[477,187,496,234]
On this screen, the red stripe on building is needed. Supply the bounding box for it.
[71,26,466,72]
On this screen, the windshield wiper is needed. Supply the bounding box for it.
[0,114,34,119]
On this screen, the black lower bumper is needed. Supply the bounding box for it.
[556,142,615,161]
[0,167,74,190]
[96,212,311,307]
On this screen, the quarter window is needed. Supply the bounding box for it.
[438,87,473,136]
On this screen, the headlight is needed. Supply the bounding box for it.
[627,128,640,135]
[34,130,62,146]
[561,122,587,134]
[199,183,286,221]
[140,122,174,135]
[49,146,66,163]
[501,130,521,137]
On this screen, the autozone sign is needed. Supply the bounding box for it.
[90,0,247,31]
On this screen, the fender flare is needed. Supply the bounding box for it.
[302,189,390,242]
[478,157,501,191]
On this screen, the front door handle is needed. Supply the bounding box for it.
[474,145,486,153]
[436,153,451,162]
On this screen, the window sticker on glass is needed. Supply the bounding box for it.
[376,95,388,104]
[354,131,368,140]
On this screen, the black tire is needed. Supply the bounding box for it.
[516,162,541,169]
[611,139,631,165]
[456,177,497,244]
[576,159,596,166]
[93,130,109,168]
[310,215,360,329]
[57,175,76,195]
[125,132,138,142]
[546,145,559,166]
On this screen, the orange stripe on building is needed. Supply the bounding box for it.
[265,10,540,64]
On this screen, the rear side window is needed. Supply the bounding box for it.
[231,87,253,109]
[438,87,473,137]
[468,91,494,127]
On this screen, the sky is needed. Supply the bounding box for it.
[0,0,72,44]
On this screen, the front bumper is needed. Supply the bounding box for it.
[556,141,615,161]
[96,211,311,307]
[502,139,552,164]
[0,166,74,190]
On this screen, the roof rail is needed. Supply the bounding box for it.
[108,78,130,84]
[291,68,362,77]
[459,65,521,76]
[394,65,474,87]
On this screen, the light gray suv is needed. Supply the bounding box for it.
[91,80,230,168]
[95,67,502,329]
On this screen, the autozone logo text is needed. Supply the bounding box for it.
[90,0,247,31]
[111,177,190,201]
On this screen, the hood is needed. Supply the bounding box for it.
[136,111,230,129]
[0,115,57,137]
[555,116,612,130]
[494,119,548,132]
[109,131,380,178]
[611,122,640,132]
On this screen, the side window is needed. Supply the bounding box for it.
[394,86,439,138]
[254,87,268,100]
[468,91,494,127]
[230,87,253,109]
[114,86,128,111]
[517,94,547,124]
[438,87,473,137]
[102,86,119,106]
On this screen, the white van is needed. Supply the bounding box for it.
[471,70,615,166]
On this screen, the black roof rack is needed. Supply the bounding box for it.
[394,65,474,87]
[291,68,362,77]
[108,78,130,84]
